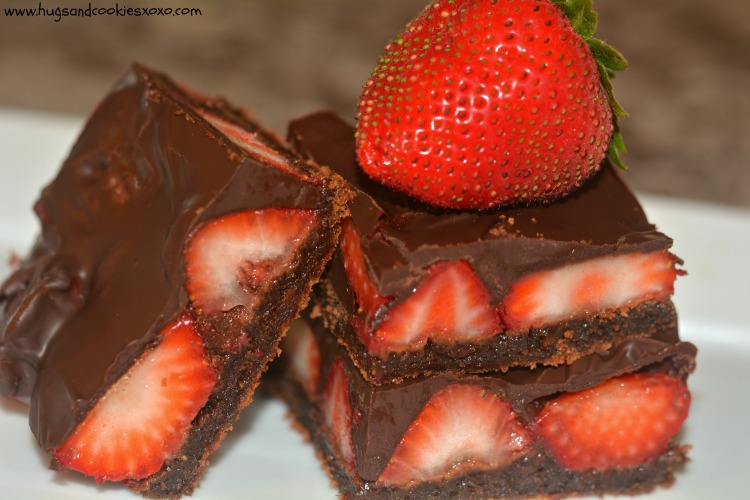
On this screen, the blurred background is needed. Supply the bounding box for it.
[0,0,748,206]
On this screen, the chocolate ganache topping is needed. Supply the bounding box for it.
[288,111,675,305]
[0,64,327,451]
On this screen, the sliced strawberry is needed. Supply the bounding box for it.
[340,219,390,318]
[320,358,355,470]
[367,260,500,356]
[54,318,217,483]
[533,372,691,471]
[200,111,294,174]
[283,320,321,400]
[185,208,315,314]
[379,384,529,486]
[499,250,679,331]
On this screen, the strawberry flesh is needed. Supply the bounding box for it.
[533,372,691,471]
[320,358,355,470]
[284,320,321,400]
[340,219,390,318]
[200,111,294,174]
[54,318,217,483]
[185,208,315,314]
[499,250,678,331]
[379,384,529,486]
[365,260,500,356]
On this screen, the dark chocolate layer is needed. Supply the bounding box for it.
[288,111,675,305]
[285,311,695,485]
[0,64,344,458]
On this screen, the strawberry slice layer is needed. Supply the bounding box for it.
[283,320,321,400]
[340,219,390,318]
[379,384,529,487]
[366,260,500,356]
[200,111,294,174]
[185,208,315,314]
[320,358,355,470]
[54,318,217,483]
[499,250,679,332]
[533,373,690,471]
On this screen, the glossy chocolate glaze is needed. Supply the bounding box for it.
[0,64,333,452]
[303,313,696,482]
[288,111,675,305]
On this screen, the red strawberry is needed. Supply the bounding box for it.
[54,318,217,483]
[283,320,321,400]
[356,0,627,209]
[320,359,355,469]
[200,111,295,174]
[499,250,678,331]
[379,384,529,486]
[185,208,315,314]
[340,219,390,318]
[533,372,691,471]
[366,260,500,356]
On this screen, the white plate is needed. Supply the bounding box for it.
[1,107,749,499]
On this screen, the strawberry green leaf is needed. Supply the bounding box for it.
[588,38,628,72]
[552,0,597,40]
[608,129,627,170]
[596,60,627,169]
[596,62,627,118]
[555,0,628,169]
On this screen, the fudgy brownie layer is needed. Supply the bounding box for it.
[288,110,683,382]
[288,111,676,306]
[288,310,694,482]
[0,64,351,498]
[314,279,680,385]
[278,369,690,500]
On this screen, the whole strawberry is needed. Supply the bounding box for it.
[356,0,627,209]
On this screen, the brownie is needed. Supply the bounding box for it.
[0,64,350,498]
[278,309,696,499]
[286,111,683,384]
[315,279,678,384]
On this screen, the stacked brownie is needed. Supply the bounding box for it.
[0,64,351,498]
[278,110,696,498]
[0,0,697,497]
[275,0,696,496]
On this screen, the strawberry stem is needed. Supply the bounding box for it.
[552,0,628,169]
